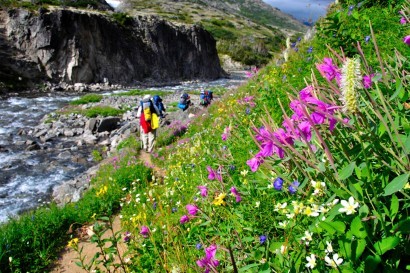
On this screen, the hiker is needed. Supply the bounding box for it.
[136,94,161,153]
[152,95,166,118]
[199,89,213,107]
[178,93,192,111]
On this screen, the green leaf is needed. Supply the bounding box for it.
[239,263,259,272]
[350,216,367,238]
[393,218,410,234]
[390,194,399,219]
[338,235,352,259]
[319,221,346,235]
[365,255,381,271]
[389,77,403,101]
[351,239,366,261]
[382,173,409,196]
[338,162,356,180]
[374,237,400,255]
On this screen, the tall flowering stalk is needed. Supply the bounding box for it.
[340,57,362,113]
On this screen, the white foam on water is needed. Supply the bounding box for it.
[7,97,31,106]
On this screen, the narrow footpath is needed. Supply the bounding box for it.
[51,151,164,273]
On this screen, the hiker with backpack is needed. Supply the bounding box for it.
[136,94,161,153]
[199,89,213,107]
[152,95,166,118]
[178,93,192,111]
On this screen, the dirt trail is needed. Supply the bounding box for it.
[51,151,164,273]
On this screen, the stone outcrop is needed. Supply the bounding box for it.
[0,7,225,92]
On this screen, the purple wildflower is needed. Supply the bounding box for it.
[196,244,220,273]
[316,58,341,83]
[123,231,131,243]
[288,181,300,194]
[273,177,284,191]
[307,46,313,53]
[404,36,410,45]
[400,17,408,24]
[362,74,374,89]
[365,35,371,44]
[186,204,199,216]
[180,215,190,224]
[198,185,208,197]
[246,156,264,172]
[260,235,267,244]
[206,166,222,181]
[196,243,202,250]
[297,121,312,142]
[140,226,150,238]
[230,187,242,203]
[172,207,177,213]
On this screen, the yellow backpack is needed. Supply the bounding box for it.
[141,101,152,121]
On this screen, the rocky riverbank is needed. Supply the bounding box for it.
[17,92,212,206]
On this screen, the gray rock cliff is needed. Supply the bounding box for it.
[0,8,225,91]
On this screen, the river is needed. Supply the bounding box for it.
[0,73,247,223]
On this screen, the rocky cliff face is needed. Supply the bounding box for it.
[0,8,225,91]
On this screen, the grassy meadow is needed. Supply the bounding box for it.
[1,0,410,272]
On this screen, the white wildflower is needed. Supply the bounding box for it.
[325,241,333,254]
[325,253,343,268]
[339,196,359,215]
[305,254,316,269]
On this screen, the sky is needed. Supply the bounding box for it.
[263,0,334,23]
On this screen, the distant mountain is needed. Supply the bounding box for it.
[119,0,307,66]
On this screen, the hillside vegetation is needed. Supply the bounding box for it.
[1,0,410,272]
[120,0,307,66]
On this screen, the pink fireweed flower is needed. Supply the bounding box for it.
[273,128,294,146]
[362,74,374,89]
[246,156,264,172]
[206,166,222,182]
[198,185,208,197]
[140,226,150,238]
[258,141,275,157]
[186,204,199,215]
[316,58,341,84]
[230,187,242,203]
[297,121,312,142]
[299,85,314,101]
[400,17,408,24]
[196,244,220,273]
[290,100,305,121]
[404,35,410,45]
[245,71,254,78]
[180,215,189,224]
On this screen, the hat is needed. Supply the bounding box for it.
[143,94,151,100]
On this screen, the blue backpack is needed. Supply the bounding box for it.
[153,95,165,113]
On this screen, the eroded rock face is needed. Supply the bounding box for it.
[0,8,225,90]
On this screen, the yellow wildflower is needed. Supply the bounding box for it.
[67,238,79,248]
[404,183,410,189]
[96,185,108,197]
[213,193,226,206]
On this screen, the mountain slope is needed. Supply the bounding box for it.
[120,0,307,66]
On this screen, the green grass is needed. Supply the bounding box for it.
[0,153,152,273]
[83,106,125,118]
[2,1,409,272]
[70,94,103,105]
